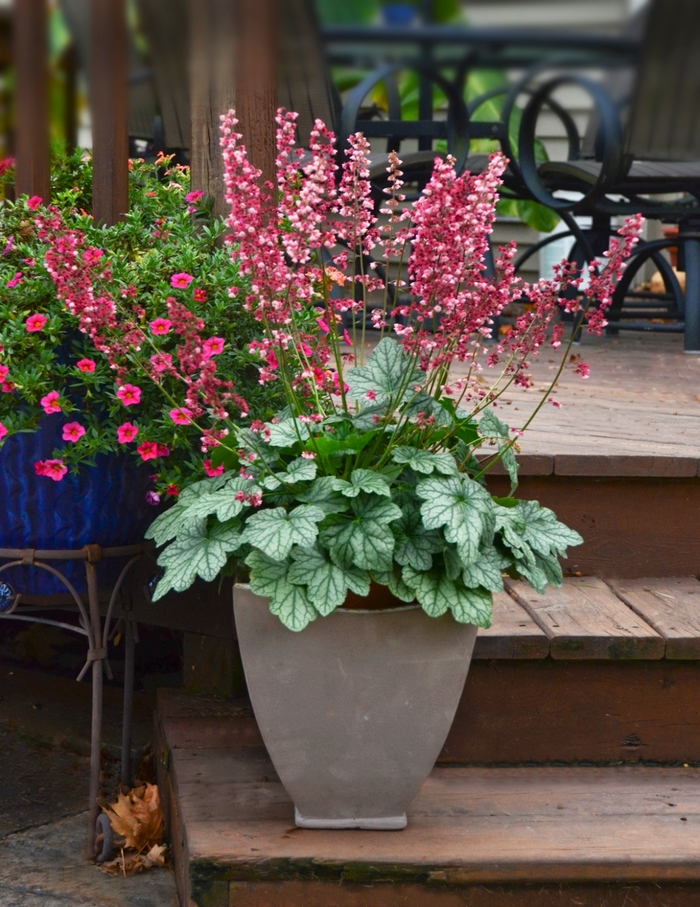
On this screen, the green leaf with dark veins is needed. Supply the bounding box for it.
[288,546,369,614]
[245,549,292,598]
[517,500,584,556]
[371,568,416,603]
[462,546,506,593]
[332,468,391,498]
[266,418,310,448]
[391,446,458,476]
[268,583,318,631]
[263,457,317,490]
[392,506,443,571]
[346,337,422,406]
[416,475,494,566]
[479,410,518,491]
[296,477,348,515]
[153,520,243,598]
[145,503,197,546]
[241,505,325,560]
[450,586,492,627]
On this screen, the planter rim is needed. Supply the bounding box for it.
[234,582,421,615]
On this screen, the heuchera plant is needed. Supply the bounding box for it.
[138,110,643,630]
[38,114,640,631]
[0,151,284,498]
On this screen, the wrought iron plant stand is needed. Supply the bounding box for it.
[0,542,151,859]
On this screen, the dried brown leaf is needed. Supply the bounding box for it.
[101,782,164,851]
[100,844,168,875]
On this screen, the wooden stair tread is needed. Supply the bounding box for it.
[473,591,549,659]
[159,696,700,885]
[609,577,700,659]
[506,577,665,659]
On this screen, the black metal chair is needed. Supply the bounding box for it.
[514,0,700,351]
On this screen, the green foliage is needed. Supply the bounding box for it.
[150,338,582,630]
[0,151,283,495]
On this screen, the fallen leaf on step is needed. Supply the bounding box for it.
[101,782,164,851]
[101,844,167,875]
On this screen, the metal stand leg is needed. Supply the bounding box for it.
[85,558,105,859]
[683,236,700,353]
[121,614,135,787]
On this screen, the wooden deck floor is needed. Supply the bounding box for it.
[479,332,700,460]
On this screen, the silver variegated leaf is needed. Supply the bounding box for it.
[517,500,583,556]
[296,477,348,514]
[288,546,369,614]
[332,468,391,498]
[153,520,243,598]
[391,446,458,475]
[392,507,442,571]
[416,475,493,565]
[241,505,325,560]
[462,547,506,593]
[345,337,422,406]
[266,418,311,448]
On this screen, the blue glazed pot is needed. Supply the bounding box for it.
[0,415,156,595]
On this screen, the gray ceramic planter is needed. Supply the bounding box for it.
[233,585,478,829]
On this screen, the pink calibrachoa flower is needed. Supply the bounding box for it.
[193,288,207,302]
[137,441,161,461]
[169,407,192,425]
[117,422,139,444]
[40,390,61,414]
[76,358,96,373]
[6,272,22,288]
[1,382,14,394]
[185,190,203,204]
[25,313,47,332]
[2,236,14,254]
[62,421,86,442]
[202,337,225,359]
[204,459,225,477]
[116,384,142,406]
[0,365,8,382]
[170,272,194,289]
[165,483,179,497]
[26,195,43,210]
[156,443,170,458]
[149,317,172,335]
[0,422,7,442]
[145,490,161,506]
[34,459,68,481]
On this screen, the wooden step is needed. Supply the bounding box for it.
[448,576,700,764]
[155,689,700,907]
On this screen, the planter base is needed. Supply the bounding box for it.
[294,807,407,830]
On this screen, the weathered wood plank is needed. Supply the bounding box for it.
[225,881,700,907]
[608,577,700,659]
[473,592,549,659]
[443,659,700,764]
[13,0,50,201]
[505,577,664,659]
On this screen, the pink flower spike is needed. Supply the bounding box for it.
[26,195,43,210]
[0,422,7,442]
[170,272,194,289]
[25,313,47,332]
[35,458,68,481]
[203,337,225,359]
[204,459,225,477]
[6,272,22,288]
[169,407,192,425]
[149,317,172,335]
[76,358,96,373]
[40,390,62,414]
[137,441,160,461]
[62,421,86,442]
[150,352,173,373]
[117,422,139,444]
[116,384,141,406]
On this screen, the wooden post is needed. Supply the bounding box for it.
[13,0,50,202]
[234,0,277,192]
[190,0,277,218]
[91,0,128,225]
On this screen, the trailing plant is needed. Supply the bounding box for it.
[41,114,641,630]
[0,150,283,499]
